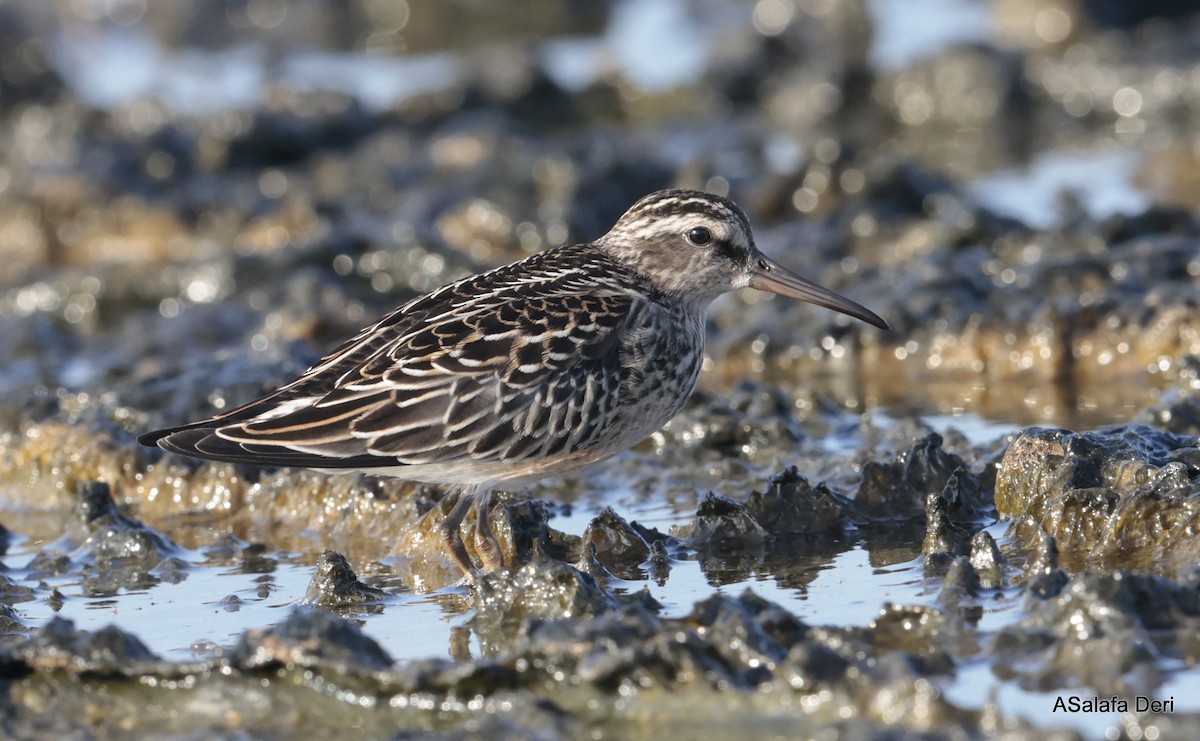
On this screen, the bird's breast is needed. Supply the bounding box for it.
[605,305,705,447]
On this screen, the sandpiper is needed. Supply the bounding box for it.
[139,189,887,577]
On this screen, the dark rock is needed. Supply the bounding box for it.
[515,603,666,688]
[646,538,671,584]
[0,602,25,633]
[0,574,35,605]
[46,589,65,612]
[685,590,809,667]
[968,530,1004,588]
[572,541,615,582]
[865,604,959,675]
[778,641,853,691]
[473,561,616,644]
[940,556,982,602]
[859,599,960,676]
[922,490,967,559]
[996,425,1200,576]
[80,563,160,598]
[658,383,805,455]
[25,552,72,580]
[746,467,854,535]
[857,433,988,521]
[672,493,769,550]
[12,617,162,677]
[230,606,393,675]
[521,591,808,691]
[70,481,178,568]
[484,494,565,569]
[1026,533,1069,598]
[302,550,386,609]
[579,507,653,578]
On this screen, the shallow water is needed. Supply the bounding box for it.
[12,413,1016,667]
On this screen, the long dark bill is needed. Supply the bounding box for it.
[748,253,889,329]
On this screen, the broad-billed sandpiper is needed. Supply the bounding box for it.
[140,189,888,577]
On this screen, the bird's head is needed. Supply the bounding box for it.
[599,189,888,328]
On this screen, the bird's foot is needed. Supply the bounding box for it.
[469,490,507,571]
[435,489,508,580]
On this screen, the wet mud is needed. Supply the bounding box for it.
[4,0,1200,738]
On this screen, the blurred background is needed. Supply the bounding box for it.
[3,0,1200,436]
[4,0,1200,431]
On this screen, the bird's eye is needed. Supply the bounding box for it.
[686,227,712,246]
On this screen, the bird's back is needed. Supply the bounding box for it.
[139,242,706,484]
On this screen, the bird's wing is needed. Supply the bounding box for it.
[141,252,642,470]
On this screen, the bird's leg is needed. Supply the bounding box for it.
[469,490,507,571]
[437,486,481,579]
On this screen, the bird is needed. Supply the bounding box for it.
[138,189,888,578]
